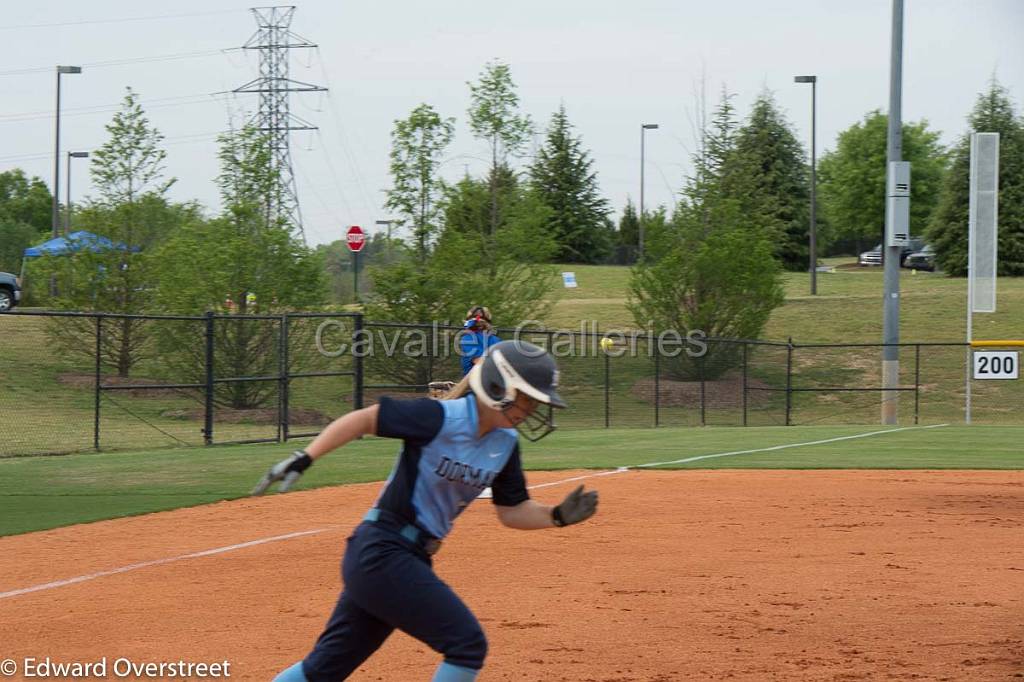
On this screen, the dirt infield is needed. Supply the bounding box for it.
[2,469,1023,681]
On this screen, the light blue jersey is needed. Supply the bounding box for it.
[374,395,529,539]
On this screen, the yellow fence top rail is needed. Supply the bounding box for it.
[970,340,1024,348]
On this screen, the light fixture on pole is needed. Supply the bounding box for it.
[65,151,89,235]
[53,65,82,240]
[794,75,818,295]
[639,123,659,262]
[375,219,394,260]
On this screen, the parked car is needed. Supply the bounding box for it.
[858,244,883,266]
[903,244,936,271]
[0,271,22,312]
[858,238,925,267]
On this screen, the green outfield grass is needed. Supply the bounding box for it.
[2,424,1022,537]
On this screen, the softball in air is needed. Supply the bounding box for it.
[600,337,614,352]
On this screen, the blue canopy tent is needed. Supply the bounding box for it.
[23,230,129,258]
[20,230,138,285]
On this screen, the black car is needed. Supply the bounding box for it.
[903,244,936,271]
[858,238,925,267]
[0,272,22,312]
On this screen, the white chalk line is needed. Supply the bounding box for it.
[528,423,950,488]
[634,423,950,468]
[2,423,949,601]
[0,528,333,601]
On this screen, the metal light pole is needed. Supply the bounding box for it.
[882,0,904,425]
[639,123,659,262]
[794,75,818,296]
[52,65,82,240]
[65,151,89,235]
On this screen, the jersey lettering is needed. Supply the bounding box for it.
[434,456,499,490]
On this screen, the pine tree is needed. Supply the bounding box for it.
[722,92,811,271]
[926,80,1024,276]
[529,105,612,263]
[685,88,739,235]
[617,198,640,263]
[629,88,785,380]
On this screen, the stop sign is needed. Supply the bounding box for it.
[346,225,366,253]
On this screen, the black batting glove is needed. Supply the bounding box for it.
[552,484,598,527]
[251,450,313,495]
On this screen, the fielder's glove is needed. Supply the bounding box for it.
[552,484,598,527]
[251,450,313,495]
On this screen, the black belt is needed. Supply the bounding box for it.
[363,508,442,556]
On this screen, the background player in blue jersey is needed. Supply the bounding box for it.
[458,305,500,376]
[253,340,598,682]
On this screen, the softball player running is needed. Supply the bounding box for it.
[253,340,598,682]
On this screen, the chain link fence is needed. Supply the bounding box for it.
[2,310,1020,457]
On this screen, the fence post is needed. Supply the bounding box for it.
[94,315,102,451]
[914,344,921,425]
[203,311,215,446]
[353,313,364,410]
[427,323,434,385]
[699,351,707,426]
[654,341,660,428]
[279,314,290,442]
[742,342,749,427]
[785,337,794,426]
[604,346,610,428]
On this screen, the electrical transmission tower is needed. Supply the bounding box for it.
[234,5,326,242]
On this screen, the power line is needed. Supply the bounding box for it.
[313,48,376,217]
[0,48,244,77]
[0,131,225,164]
[0,93,235,124]
[0,8,246,31]
[311,131,355,225]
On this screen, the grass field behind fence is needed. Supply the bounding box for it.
[1,424,1023,537]
[3,259,1024,457]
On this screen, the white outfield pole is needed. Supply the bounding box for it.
[965,132,1000,424]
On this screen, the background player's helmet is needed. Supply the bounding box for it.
[468,340,565,441]
[463,305,493,331]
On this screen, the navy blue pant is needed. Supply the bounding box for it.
[301,523,487,681]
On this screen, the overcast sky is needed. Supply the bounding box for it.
[2,0,1021,246]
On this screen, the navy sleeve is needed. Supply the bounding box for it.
[375,397,444,445]
[491,442,530,507]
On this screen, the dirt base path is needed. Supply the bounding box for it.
[2,470,1022,681]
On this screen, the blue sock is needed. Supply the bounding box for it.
[273,662,308,682]
[431,661,479,682]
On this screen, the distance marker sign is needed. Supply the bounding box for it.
[973,351,1019,380]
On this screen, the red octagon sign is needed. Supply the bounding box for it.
[346,225,366,253]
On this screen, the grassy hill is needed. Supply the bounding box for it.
[547,259,1024,343]
[3,258,1023,457]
